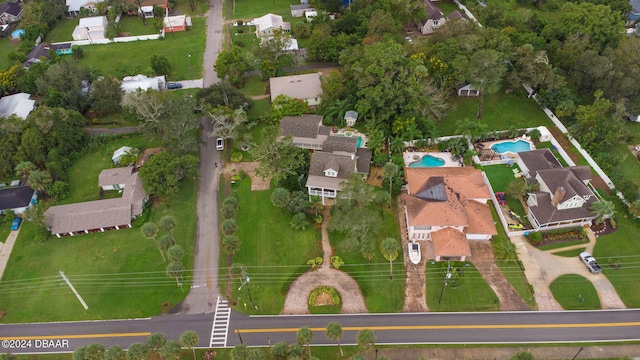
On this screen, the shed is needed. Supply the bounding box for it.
[290,4,312,17]
[344,110,358,127]
[72,16,107,41]
[112,146,133,164]
[164,15,187,32]
[0,93,35,119]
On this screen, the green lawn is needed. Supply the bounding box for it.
[0,215,12,242]
[0,176,197,322]
[0,36,19,70]
[229,25,259,48]
[593,205,640,308]
[248,99,271,121]
[117,16,159,36]
[240,74,269,97]
[44,18,77,42]
[438,91,553,136]
[230,0,298,19]
[612,143,640,188]
[483,164,526,216]
[537,239,589,251]
[57,135,151,205]
[425,261,499,311]
[549,274,601,310]
[329,205,405,313]
[79,17,206,80]
[490,207,537,309]
[88,112,139,127]
[223,177,322,314]
[437,0,460,15]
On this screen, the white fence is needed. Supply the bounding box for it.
[53,33,162,47]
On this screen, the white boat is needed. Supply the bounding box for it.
[409,241,421,265]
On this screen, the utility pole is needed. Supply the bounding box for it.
[238,267,256,310]
[438,261,451,304]
[60,271,89,310]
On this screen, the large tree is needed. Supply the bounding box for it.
[380,237,399,280]
[138,151,198,197]
[91,76,123,116]
[206,106,248,144]
[550,2,624,53]
[252,29,292,78]
[453,49,507,118]
[215,45,253,87]
[250,126,309,184]
[197,82,251,109]
[35,60,92,112]
[122,90,200,154]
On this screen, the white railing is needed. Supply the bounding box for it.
[308,189,336,198]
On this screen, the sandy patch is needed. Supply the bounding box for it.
[223,162,271,191]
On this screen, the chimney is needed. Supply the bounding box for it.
[551,186,566,208]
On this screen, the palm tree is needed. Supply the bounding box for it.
[159,215,177,234]
[325,322,344,357]
[383,162,399,197]
[402,121,423,142]
[380,238,399,280]
[14,161,36,181]
[366,127,386,154]
[421,120,440,145]
[166,262,184,286]
[495,241,518,261]
[222,235,241,257]
[146,333,166,360]
[389,137,405,155]
[356,329,376,355]
[455,118,476,143]
[179,330,199,360]
[296,326,313,359]
[590,200,616,228]
[28,170,52,194]
[141,222,164,261]
[158,234,175,262]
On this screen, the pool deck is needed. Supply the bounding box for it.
[403,151,463,168]
[331,128,369,148]
[475,137,536,161]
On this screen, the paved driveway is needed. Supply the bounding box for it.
[510,233,626,310]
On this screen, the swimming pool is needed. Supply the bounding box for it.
[409,154,445,167]
[491,139,532,154]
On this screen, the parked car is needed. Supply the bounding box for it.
[10,217,22,231]
[216,137,224,151]
[579,252,602,274]
[495,192,506,205]
[167,82,183,90]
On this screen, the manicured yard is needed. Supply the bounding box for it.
[229,0,298,19]
[483,164,527,217]
[537,239,588,251]
[329,205,405,313]
[229,25,259,48]
[549,274,601,310]
[489,207,536,309]
[612,143,640,188]
[552,248,586,257]
[239,74,269,97]
[0,215,12,242]
[223,177,322,314]
[438,91,554,136]
[55,135,151,205]
[0,176,198,322]
[44,18,77,42]
[425,261,499,311]
[0,37,19,70]
[79,17,206,80]
[116,16,160,36]
[593,206,640,308]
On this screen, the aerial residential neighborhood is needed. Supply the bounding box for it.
[1,0,640,358]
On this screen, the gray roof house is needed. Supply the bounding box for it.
[629,0,640,21]
[290,3,312,17]
[45,169,147,237]
[517,149,598,230]
[417,0,465,35]
[279,114,329,150]
[306,136,372,204]
[0,0,22,24]
[0,185,37,214]
[269,73,323,106]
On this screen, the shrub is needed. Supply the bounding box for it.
[308,286,341,306]
[230,151,243,162]
[528,231,542,245]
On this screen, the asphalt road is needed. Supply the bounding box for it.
[1,310,640,354]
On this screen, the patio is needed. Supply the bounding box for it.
[403,151,464,168]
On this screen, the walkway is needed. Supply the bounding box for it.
[0,228,20,280]
[511,229,626,311]
[282,207,368,314]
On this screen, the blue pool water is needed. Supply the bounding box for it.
[356,136,363,148]
[11,29,24,39]
[491,139,532,154]
[409,155,445,167]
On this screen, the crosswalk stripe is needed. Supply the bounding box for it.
[209,296,231,348]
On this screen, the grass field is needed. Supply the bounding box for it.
[117,16,159,36]
[44,18,77,42]
[483,164,527,216]
[425,261,499,311]
[490,207,537,309]
[549,274,601,310]
[438,91,553,136]
[79,17,206,80]
[329,205,405,313]
[0,175,197,322]
[240,74,269,97]
[593,204,640,308]
[0,36,19,70]
[230,0,298,19]
[223,177,322,314]
[537,239,589,251]
[56,135,151,205]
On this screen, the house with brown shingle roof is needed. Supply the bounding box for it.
[417,0,466,35]
[45,168,147,237]
[517,149,598,230]
[279,114,329,149]
[269,73,322,106]
[403,167,496,261]
[99,166,133,190]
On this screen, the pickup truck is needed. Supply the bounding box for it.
[579,252,602,274]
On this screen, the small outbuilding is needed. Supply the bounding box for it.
[0,93,35,119]
[164,15,188,32]
[72,16,107,41]
[112,146,133,164]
